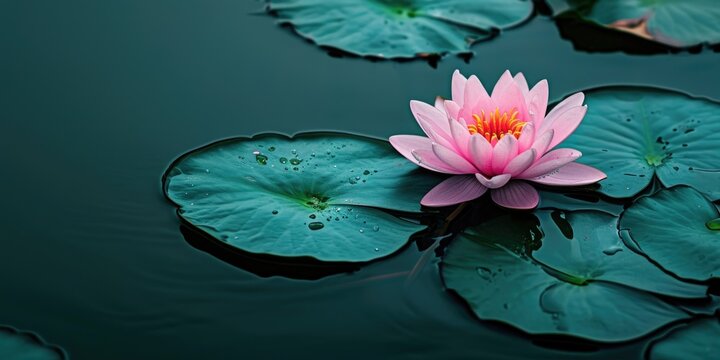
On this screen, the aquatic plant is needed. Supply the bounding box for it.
[390,70,606,209]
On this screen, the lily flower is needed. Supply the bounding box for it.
[390,70,606,209]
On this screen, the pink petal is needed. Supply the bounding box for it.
[531,129,554,161]
[527,80,548,126]
[410,100,452,145]
[469,134,493,174]
[434,96,446,113]
[421,175,487,207]
[432,143,477,174]
[463,75,494,119]
[451,70,468,106]
[389,134,432,163]
[518,148,582,179]
[444,100,461,120]
[513,73,530,97]
[475,173,511,189]
[492,81,529,124]
[449,119,471,159]
[528,162,607,186]
[411,149,465,174]
[490,181,540,210]
[504,149,537,176]
[542,105,587,150]
[545,92,585,122]
[517,122,535,153]
[491,135,518,175]
[491,70,514,98]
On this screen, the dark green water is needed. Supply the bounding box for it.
[1,1,719,359]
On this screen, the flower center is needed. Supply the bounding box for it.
[467,108,526,143]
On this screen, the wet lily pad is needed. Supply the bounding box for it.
[163,132,443,262]
[620,186,720,282]
[547,0,720,48]
[0,326,66,360]
[561,87,720,200]
[266,0,534,58]
[647,318,720,360]
[442,211,697,342]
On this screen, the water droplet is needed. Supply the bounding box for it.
[374,247,379,252]
[271,210,278,215]
[279,157,288,164]
[359,229,364,233]
[372,225,380,232]
[268,146,276,152]
[363,170,370,175]
[205,169,210,173]
[252,150,260,155]
[309,214,316,219]
[291,149,297,155]
[476,267,493,281]
[255,154,268,165]
[602,246,623,256]
[289,158,302,165]
[354,176,361,181]
[308,222,324,230]
[348,177,358,185]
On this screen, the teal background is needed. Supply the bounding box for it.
[1,0,719,359]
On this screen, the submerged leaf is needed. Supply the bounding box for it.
[163,132,444,262]
[266,0,534,58]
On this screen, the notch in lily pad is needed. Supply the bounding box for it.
[266,0,534,61]
[561,86,720,200]
[442,208,707,342]
[620,186,720,282]
[163,132,444,276]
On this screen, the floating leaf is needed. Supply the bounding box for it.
[647,318,720,360]
[163,132,444,262]
[442,211,696,342]
[620,186,720,282]
[0,326,66,360]
[266,0,534,58]
[561,87,720,200]
[547,0,720,48]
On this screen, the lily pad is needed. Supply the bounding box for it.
[0,326,66,360]
[647,318,720,360]
[561,87,720,200]
[442,211,696,342]
[547,0,720,48]
[620,186,720,282]
[163,132,443,262]
[266,0,534,58]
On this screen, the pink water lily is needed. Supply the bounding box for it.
[390,70,606,209]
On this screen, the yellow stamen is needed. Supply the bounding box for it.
[468,107,527,142]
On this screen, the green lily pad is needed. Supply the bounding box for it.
[561,87,720,200]
[619,186,720,282]
[163,132,443,262]
[0,326,66,360]
[442,212,696,342]
[534,210,706,298]
[266,0,534,58]
[547,0,720,48]
[537,189,625,216]
[647,318,720,360]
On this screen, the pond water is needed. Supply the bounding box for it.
[1,1,719,359]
